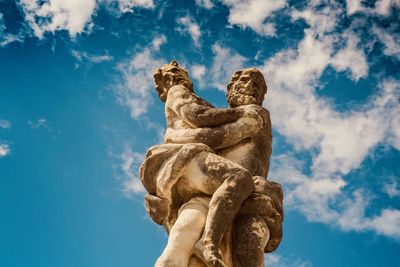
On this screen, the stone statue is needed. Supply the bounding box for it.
[139,61,283,267]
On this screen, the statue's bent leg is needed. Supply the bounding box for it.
[185,152,254,267]
[233,215,269,267]
[156,197,208,267]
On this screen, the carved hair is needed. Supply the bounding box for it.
[227,68,267,102]
[154,61,193,96]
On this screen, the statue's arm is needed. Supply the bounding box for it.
[165,106,268,149]
[206,105,270,149]
[167,85,243,128]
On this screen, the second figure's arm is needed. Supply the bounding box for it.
[166,85,244,128]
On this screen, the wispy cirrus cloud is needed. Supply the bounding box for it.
[120,147,145,196]
[116,35,166,118]
[71,49,113,68]
[176,15,202,47]
[190,64,206,88]
[210,43,246,90]
[0,119,10,129]
[383,178,400,198]
[372,26,400,60]
[0,143,10,158]
[0,13,24,47]
[266,253,312,267]
[28,118,49,130]
[0,119,11,158]
[109,146,145,196]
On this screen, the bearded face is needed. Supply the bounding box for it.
[227,69,266,107]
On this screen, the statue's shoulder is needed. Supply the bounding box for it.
[245,104,270,116]
[244,104,271,128]
[166,85,190,107]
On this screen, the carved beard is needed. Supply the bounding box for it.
[227,82,260,107]
[227,92,258,107]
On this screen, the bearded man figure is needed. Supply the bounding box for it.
[139,61,283,267]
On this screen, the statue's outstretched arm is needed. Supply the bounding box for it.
[165,110,266,149]
[167,85,243,128]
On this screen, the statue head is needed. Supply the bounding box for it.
[226,68,267,107]
[154,60,193,102]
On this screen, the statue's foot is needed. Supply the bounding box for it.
[202,243,226,267]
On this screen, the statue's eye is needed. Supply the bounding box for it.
[239,76,250,82]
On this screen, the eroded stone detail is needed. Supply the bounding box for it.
[139,61,283,267]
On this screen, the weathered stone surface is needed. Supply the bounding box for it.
[139,61,283,267]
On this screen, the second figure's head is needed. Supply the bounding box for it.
[227,68,267,107]
[154,61,193,102]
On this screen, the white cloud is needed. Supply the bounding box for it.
[119,147,145,196]
[0,118,11,158]
[383,179,400,198]
[176,16,202,47]
[71,49,113,68]
[116,35,166,118]
[190,64,206,87]
[374,0,400,16]
[291,5,339,34]
[271,155,400,238]
[0,13,24,47]
[262,5,389,179]
[266,253,312,267]
[19,0,97,38]
[71,50,113,63]
[195,0,214,9]
[337,191,400,238]
[372,26,400,60]
[0,144,10,158]
[28,118,49,129]
[113,0,154,13]
[210,43,246,90]
[389,112,400,150]
[0,119,10,129]
[368,209,400,237]
[345,0,400,16]
[0,34,23,47]
[220,0,287,36]
[330,33,369,80]
[28,118,61,138]
[345,0,363,15]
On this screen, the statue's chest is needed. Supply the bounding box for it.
[166,112,192,130]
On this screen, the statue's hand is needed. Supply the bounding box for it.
[234,105,264,127]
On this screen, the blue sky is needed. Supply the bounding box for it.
[0,0,399,266]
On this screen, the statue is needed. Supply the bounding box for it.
[139,61,283,267]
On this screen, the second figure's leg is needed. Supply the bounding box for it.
[185,152,254,267]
